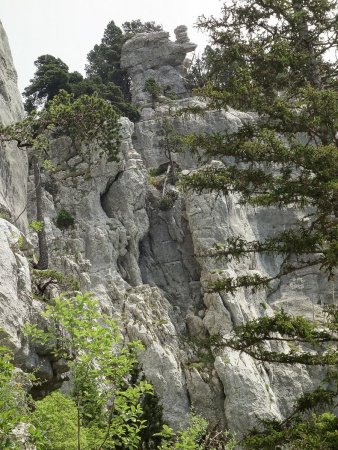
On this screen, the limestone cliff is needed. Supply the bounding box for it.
[0,23,333,438]
[0,21,27,230]
[0,23,66,395]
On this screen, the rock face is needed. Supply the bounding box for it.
[0,23,31,360]
[132,100,329,432]
[0,23,66,396]
[0,23,334,438]
[28,94,330,433]
[0,21,27,230]
[121,26,196,106]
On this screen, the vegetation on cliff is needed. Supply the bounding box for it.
[23,19,163,122]
[182,0,338,448]
[0,293,235,449]
[1,1,337,448]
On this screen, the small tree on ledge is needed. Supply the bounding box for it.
[0,90,120,269]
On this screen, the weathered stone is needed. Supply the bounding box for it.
[11,423,36,450]
[121,27,196,106]
[0,21,27,231]
[0,20,335,439]
[0,219,32,359]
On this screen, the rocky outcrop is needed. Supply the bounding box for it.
[28,94,330,433]
[132,100,330,432]
[0,23,67,396]
[0,219,32,359]
[0,21,27,230]
[26,118,193,429]
[0,23,31,361]
[0,22,334,438]
[121,26,196,106]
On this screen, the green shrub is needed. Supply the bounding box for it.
[29,221,44,233]
[31,269,80,300]
[25,293,153,450]
[0,346,31,448]
[144,78,162,97]
[30,392,89,450]
[159,191,179,210]
[157,413,237,449]
[149,166,167,177]
[56,208,75,229]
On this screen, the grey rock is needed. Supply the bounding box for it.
[11,423,36,450]
[0,18,334,438]
[0,219,32,359]
[0,21,27,231]
[121,27,196,106]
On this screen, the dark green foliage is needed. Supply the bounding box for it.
[144,78,162,108]
[219,306,338,365]
[138,391,164,449]
[243,412,338,449]
[159,190,179,210]
[82,19,141,120]
[23,20,142,121]
[185,46,214,91]
[66,75,140,122]
[31,268,80,299]
[122,19,163,39]
[181,1,338,447]
[44,91,121,161]
[180,0,338,290]
[86,20,130,101]
[23,55,75,112]
[23,18,165,121]
[55,208,74,229]
[89,16,163,96]
[148,166,168,177]
[86,21,124,84]
[182,0,338,291]
[144,78,162,96]
[3,90,121,162]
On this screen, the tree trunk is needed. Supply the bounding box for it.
[77,394,81,450]
[32,155,49,270]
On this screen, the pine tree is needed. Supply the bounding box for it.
[183,0,338,292]
[181,1,338,447]
[23,54,79,112]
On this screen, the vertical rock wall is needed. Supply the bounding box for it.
[0,22,64,393]
[0,22,31,356]
[0,21,27,230]
[0,22,334,438]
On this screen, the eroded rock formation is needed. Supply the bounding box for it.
[121,25,196,106]
[0,24,334,437]
[0,21,27,230]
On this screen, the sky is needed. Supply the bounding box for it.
[1,0,223,94]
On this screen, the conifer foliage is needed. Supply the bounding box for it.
[182,1,338,447]
[23,19,163,122]
[184,0,338,292]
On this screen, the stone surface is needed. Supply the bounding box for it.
[0,219,32,359]
[11,423,37,450]
[29,96,332,434]
[133,98,332,434]
[0,21,335,439]
[0,218,67,390]
[121,27,196,106]
[0,21,27,230]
